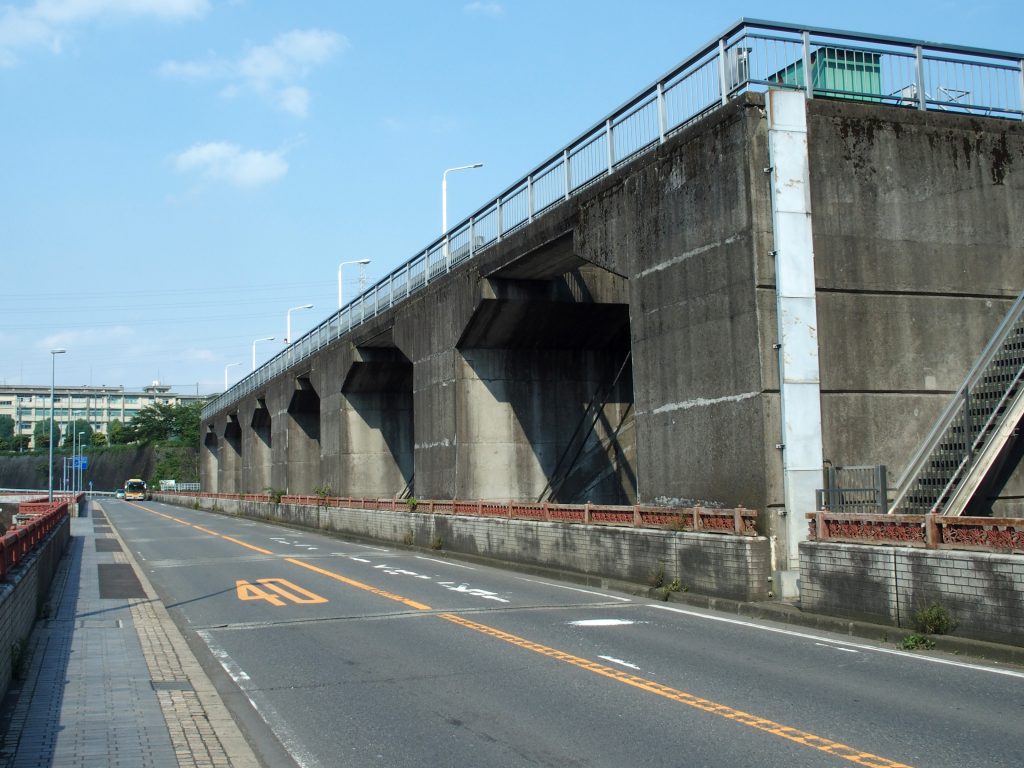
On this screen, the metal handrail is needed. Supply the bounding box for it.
[204,19,1023,422]
[889,288,1024,513]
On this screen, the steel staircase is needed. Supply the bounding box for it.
[890,289,1024,516]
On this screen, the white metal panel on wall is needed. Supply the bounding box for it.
[767,89,824,578]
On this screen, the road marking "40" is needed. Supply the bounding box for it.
[235,578,328,607]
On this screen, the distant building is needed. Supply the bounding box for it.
[0,381,206,448]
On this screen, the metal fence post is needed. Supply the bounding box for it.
[605,119,614,174]
[718,38,729,106]
[469,216,476,257]
[496,195,504,240]
[528,176,535,222]
[802,30,814,99]
[563,148,571,200]
[963,387,974,460]
[875,464,888,516]
[656,82,667,143]
[915,45,927,110]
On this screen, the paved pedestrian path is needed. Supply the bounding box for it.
[0,502,259,768]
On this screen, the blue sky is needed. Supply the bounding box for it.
[2,0,1021,396]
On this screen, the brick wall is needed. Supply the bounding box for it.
[0,518,70,699]
[172,496,771,602]
[800,541,1024,646]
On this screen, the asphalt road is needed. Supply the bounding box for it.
[101,498,1024,768]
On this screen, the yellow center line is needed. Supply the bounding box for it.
[127,501,912,767]
[285,558,432,611]
[439,613,912,768]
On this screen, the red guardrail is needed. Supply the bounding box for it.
[807,511,1024,553]
[162,491,758,536]
[1,497,70,580]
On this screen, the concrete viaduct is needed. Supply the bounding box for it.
[202,30,1024,586]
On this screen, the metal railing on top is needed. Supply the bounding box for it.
[204,19,1024,422]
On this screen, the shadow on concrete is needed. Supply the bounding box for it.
[0,533,83,767]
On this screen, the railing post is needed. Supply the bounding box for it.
[423,248,431,286]
[1019,60,1024,122]
[802,31,814,99]
[816,510,828,540]
[584,502,591,525]
[875,464,888,516]
[963,388,974,461]
[527,176,535,223]
[656,81,667,143]
[605,118,614,174]
[496,195,503,240]
[563,148,571,200]
[925,513,940,548]
[718,38,729,106]
[469,216,476,257]
[915,45,927,110]
[633,504,641,528]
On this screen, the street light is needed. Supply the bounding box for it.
[252,336,276,371]
[224,362,241,391]
[285,303,314,345]
[443,163,483,266]
[78,431,85,495]
[338,259,371,309]
[48,349,66,502]
[442,163,483,236]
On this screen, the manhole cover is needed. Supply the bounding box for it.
[97,564,145,598]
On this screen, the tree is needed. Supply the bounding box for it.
[11,435,30,451]
[0,414,13,442]
[127,401,205,445]
[33,418,61,450]
[62,419,94,448]
[107,419,127,445]
[90,431,107,447]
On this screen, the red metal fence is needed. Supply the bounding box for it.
[807,511,1024,554]
[165,492,758,536]
[1,496,71,580]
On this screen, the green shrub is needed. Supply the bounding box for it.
[900,633,935,651]
[913,603,957,635]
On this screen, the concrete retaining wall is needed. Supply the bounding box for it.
[0,517,70,700]
[164,494,771,602]
[800,541,1024,646]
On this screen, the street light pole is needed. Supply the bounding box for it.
[252,336,276,371]
[285,303,314,345]
[48,349,66,502]
[224,362,241,391]
[338,259,371,309]
[442,163,483,266]
[78,431,85,495]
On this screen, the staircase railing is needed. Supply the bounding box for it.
[889,289,1024,515]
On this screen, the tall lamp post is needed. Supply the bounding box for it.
[442,163,483,265]
[224,362,241,391]
[78,431,85,495]
[252,336,276,371]
[338,259,370,309]
[48,348,66,501]
[285,304,314,345]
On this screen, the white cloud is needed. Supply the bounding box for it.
[174,141,288,188]
[160,28,345,117]
[0,0,208,66]
[277,85,309,118]
[464,1,503,15]
[40,326,134,350]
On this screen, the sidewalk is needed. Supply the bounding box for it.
[0,502,259,768]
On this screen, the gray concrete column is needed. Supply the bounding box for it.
[285,376,321,495]
[248,398,272,494]
[220,414,242,493]
[201,426,218,493]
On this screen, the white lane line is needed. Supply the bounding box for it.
[416,556,474,570]
[815,642,859,654]
[599,655,642,670]
[649,604,1024,679]
[198,630,321,768]
[570,619,637,627]
[514,576,632,602]
[351,542,390,552]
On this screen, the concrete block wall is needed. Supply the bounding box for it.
[170,495,771,602]
[0,518,70,700]
[800,541,1024,646]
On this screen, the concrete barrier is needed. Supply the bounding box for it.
[159,493,772,602]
